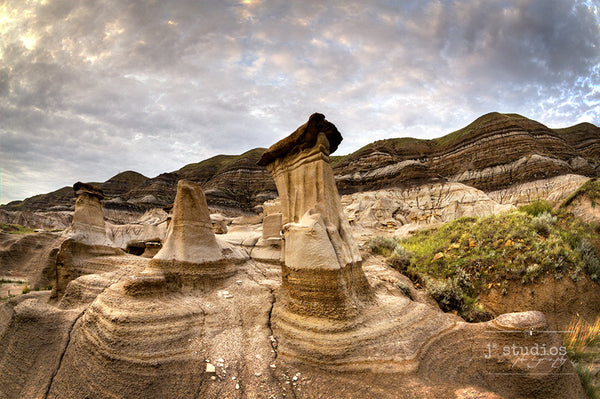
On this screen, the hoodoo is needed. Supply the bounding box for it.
[66,182,107,245]
[258,112,371,319]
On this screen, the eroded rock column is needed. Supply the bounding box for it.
[127,179,246,294]
[258,113,371,319]
[67,181,107,245]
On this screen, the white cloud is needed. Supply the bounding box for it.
[1,0,599,204]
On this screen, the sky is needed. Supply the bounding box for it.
[1,0,599,205]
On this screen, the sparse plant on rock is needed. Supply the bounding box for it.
[396,208,600,320]
[366,235,398,257]
[577,239,600,282]
[564,316,600,398]
[425,277,464,313]
[387,245,411,270]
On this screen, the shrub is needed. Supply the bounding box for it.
[577,239,600,282]
[519,199,553,217]
[425,278,464,313]
[532,212,556,237]
[523,263,542,283]
[21,285,30,294]
[387,245,411,270]
[366,235,397,256]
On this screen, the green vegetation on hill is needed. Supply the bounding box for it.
[368,204,600,322]
[0,223,35,234]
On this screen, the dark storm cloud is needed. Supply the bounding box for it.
[1,0,599,203]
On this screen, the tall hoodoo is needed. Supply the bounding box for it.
[258,113,371,319]
[67,181,107,245]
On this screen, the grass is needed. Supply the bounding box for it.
[519,199,554,217]
[564,317,600,398]
[0,279,26,284]
[0,223,35,234]
[562,178,600,209]
[367,208,600,321]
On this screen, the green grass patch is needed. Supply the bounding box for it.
[0,223,35,234]
[519,199,554,217]
[369,209,600,321]
[0,279,26,284]
[562,178,600,209]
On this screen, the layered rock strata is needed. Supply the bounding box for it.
[342,183,513,233]
[53,183,124,298]
[258,113,371,320]
[64,182,107,246]
[44,180,278,398]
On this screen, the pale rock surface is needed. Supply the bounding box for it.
[106,222,167,250]
[0,209,72,231]
[250,213,282,263]
[63,182,108,246]
[262,213,282,239]
[152,180,245,265]
[210,213,230,234]
[488,174,590,206]
[342,183,513,233]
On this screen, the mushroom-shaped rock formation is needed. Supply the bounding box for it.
[53,182,124,299]
[258,112,371,319]
[66,182,107,245]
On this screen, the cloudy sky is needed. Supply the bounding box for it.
[1,0,599,204]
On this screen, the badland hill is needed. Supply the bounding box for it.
[2,112,598,215]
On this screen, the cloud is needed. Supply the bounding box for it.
[1,0,599,204]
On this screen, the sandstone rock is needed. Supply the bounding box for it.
[488,174,590,206]
[210,213,229,234]
[106,221,167,250]
[64,182,107,246]
[0,209,72,231]
[152,180,236,264]
[259,113,371,320]
[262,213,282,239]
[560,177,600,224]
[418,311,584,398]
[342,183,513,234]
[0,295,81,398]
[52,183,126,298]
[0,232,63,289]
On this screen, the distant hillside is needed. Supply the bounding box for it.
[2,112,599,213]
[334,112,600,193]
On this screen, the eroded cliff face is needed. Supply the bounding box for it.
[335,112,599,194]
